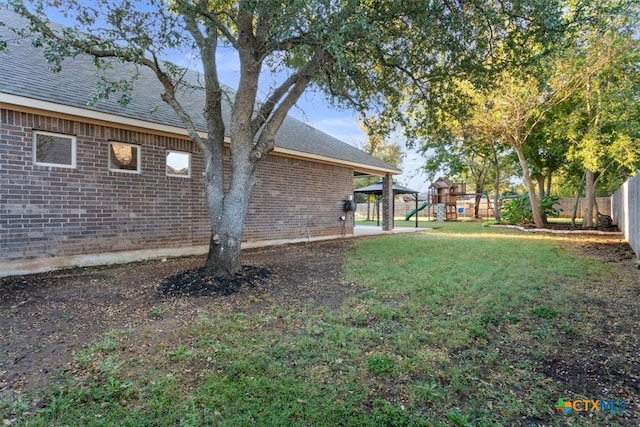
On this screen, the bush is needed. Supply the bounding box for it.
[500,193,562,225]
[501,194,532,225]
[540,194,562,217]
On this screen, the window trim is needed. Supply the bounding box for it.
[108,141,141,174]
[32,131,77,169]
[165,150,191,178]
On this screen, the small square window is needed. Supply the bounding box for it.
[33,131,76,168]
[166,151,191,178]
[109,142,140,173]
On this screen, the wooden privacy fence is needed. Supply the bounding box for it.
[611,174,640,258]
[355,197,611,220]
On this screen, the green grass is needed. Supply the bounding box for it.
[7,222,624,426]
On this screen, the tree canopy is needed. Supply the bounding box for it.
[2,0,570,275]
[392,0,639,227]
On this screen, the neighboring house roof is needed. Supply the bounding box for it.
[403,192,430,201]
[0,9,400,175]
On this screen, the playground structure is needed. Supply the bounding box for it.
[429,178,466,221]
[356,177,502,224]
[404,177,496,221]
[396,177,465,221]
[404,201,429,220]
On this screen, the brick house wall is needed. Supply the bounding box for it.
[0,108,354,272]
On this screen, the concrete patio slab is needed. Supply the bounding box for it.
[353,225,431,236]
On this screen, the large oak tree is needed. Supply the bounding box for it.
[4,0,563,274]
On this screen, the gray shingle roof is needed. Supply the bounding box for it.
[0,9,399,174]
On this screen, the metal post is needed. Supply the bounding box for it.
[415,192,418,228]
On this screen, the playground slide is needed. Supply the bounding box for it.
[405,201,429,220]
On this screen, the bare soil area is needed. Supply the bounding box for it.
[544,233,640,401]
[0,239,361,399]
[1,232,638,424]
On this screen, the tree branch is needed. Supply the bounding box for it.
[199,9,238,48]
[253,52,325,157]
[145,53,207,151]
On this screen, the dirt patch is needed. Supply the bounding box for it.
[539,233,639,424]
[0,239,360,398]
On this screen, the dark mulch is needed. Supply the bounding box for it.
[158,266,271,297]
[525,221,620,232]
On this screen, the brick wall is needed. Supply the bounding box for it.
[246,155,353,242]
[0,109,354,268]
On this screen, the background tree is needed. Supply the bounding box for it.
[427,74,558,227]
[367,0,565,227]
[382,0,640,228]
[556,11,640,227]
[5,0,564,275]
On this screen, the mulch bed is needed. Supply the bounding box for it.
[158,266,272,297]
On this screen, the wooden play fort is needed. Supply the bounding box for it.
[429,177,466,221]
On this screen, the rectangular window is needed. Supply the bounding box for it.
[109,142,141,173]
[166,150,191,178]
[33,131,76,168]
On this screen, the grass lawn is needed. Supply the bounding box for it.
[4,222,636,426]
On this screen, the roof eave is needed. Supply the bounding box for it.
[0,93,400,176]
[273,146,401,176]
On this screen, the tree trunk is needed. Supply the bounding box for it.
[571,172,586,228]
[535,173,545,199]
[535,172,548,223]
[474,189,483,218]
[203,144,258,277]
[491,144,501,220]
[514,145,545,227]
[545,169,552,197]
[582,170,597,228]
[493,162,501,220]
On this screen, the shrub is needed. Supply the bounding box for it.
[501,194,532,225]
[500,193,562,225]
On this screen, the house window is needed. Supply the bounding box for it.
[109,142,140,173]
[33,131,76,168]
[166,151,191,178]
